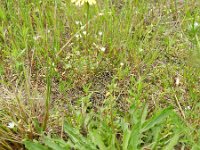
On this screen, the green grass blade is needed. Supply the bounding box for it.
[89,130,107,150]
[163,134,180,150]
[122,129,131,150]
[128,122,141,150]
[192,144,200,150]
[44,137,69,150]
[142,107,173,132]
[141,104,148,125]
[64,121,96,150]
[24,140,49,150]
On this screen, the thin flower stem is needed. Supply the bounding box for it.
[56,11,105,57]
[43,61,52,131]
[86,2,90,71]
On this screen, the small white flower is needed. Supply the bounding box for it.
[185,106,191,110]
[47,30,50,33]
[139,48,143,52]
[81,26,85,30]
[175,76,180,86]
[75,34,79,38]
[100,47,106,52]
[83,31,87,35]
[98,31,103,36]
[98,13,104,16]
[69,42,74,47]
[120,62,124,66]
[75,34,82,39]
[194,22,199,28]
[7,122,15,129]
[75,21,80,25]
[33,35,41,41]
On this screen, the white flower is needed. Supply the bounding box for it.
[71,0,96,6]
[98,13,104,16]
[139,48,143,52]
[194,22,199,28]
[75,21,80,25]
[75,34,79,38]
[75,34,82,39]
[185,106,191,110]
[81,26,85,30]
[33,35,41,41]
[7,122,15,129]
[75,21,82,25]
[100,47,106,52]
[120,62,124,66]
[175,76,180,86]
[98,31,103,36]
[83,31,87,35]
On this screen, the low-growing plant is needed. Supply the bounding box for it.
[23,105,199,150]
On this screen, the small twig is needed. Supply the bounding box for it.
[175,95,186,119]
[60,114,64,138]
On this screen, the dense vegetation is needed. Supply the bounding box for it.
[0,0,200,149]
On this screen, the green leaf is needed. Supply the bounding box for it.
[0,8,6,21]
[128,122,141,150]
[44,137,69,150]
[163,134,180,150]
[33,118,42,133]
[110,133,116,150]
[151,126,162,149]
[142,107,173,132]
[141,104,148,125]
[89,130,107,150]
[64,121,96,150]
[192,144,200,150]
[52,138,72,148]
[122,128,131,150]
[23,140,49,150]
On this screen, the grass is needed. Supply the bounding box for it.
[0,0,200,149]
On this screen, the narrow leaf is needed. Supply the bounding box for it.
[141,104,148,125]
[44,137,67,150]
[142,107,173,132]
[24,140,48,150]
[122,129,131,150]
[64,121,96,150]
[128,122,141,150]
[163,134,180,150]
[90,130,106,150]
